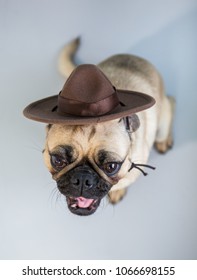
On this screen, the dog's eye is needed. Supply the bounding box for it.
[50,155,67,170]
[102,162,121,176]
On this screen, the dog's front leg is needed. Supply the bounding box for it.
[108,188,127,204]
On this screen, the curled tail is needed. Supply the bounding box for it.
[58,37,80,78]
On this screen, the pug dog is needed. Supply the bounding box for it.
[23,38,175,216]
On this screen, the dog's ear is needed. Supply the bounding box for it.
[121,114,140,133]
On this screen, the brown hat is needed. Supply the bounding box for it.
[23,64,155,125]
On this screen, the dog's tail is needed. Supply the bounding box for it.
[58,37,80,78]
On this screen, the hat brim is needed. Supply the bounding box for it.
[23,90,155,125]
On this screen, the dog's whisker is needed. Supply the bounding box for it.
[104,196,110,208]
[109,201,116,217]
[99,197,109,213]
[48,186,61,207]
[24,141,43,153]
[103,195,113,211]
[56,191,62,205]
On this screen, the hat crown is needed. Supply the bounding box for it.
[58,64,120,117]
[61,64,115,102]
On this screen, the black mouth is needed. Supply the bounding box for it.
[66,196,101,216]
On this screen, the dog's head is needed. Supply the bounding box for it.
[43,115,140,215]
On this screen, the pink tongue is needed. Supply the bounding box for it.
[76,197,94,208]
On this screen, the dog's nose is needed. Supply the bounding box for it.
[70,173,94,191]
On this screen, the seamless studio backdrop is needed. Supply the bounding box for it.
[0,0,197,259]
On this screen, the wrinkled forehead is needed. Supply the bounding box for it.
[46,121,130,158]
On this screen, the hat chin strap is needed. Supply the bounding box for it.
[122,117,156,176]
[128,162,156,176]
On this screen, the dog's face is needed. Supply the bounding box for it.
[43,116,139,215]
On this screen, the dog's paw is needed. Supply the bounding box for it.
[155,135,173,154]
[155,95,175,154]
[108,188,127,204]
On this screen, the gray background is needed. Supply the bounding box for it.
[0,0,197,259]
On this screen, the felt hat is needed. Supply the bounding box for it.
[23,64,155,125]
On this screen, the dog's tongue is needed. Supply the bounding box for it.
[76,197,94,208]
